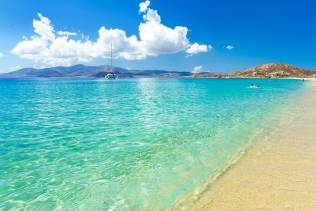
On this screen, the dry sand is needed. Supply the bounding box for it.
[177,81,316,210]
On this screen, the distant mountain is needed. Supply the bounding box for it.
[0,65,192,78]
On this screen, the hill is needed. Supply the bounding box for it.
[0,65,192,79]
[232,63,306,78]
[193,63,316,78]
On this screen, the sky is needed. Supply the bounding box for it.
[0,0,316,73]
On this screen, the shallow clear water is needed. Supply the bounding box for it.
[0,78,305,210]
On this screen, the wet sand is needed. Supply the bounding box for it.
[182,81,316,210]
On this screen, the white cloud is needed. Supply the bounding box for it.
[12,2,210,67]
[192,65,203,73]
[225,45,234,50]
[139,8,189,56]
[186,43,212,55]
[57,31,77,36]
[33,13,55,41]
[0,52,4,57]
[139,0,150,13]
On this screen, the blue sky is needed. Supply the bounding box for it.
[0,0,316,73]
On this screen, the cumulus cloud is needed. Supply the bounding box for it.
[139,0,150,13]
[12,1,210,67]
[0,52,4,57]
[225,45,234,50]
[186,43,212,55]
[192,65,203,73]
[139,8,190,56]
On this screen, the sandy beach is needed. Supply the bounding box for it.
[174,80,316,210]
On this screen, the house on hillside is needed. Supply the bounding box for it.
[266,71,290,78]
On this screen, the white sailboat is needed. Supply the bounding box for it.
[105,43,117,80]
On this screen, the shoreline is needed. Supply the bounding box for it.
[304,77,316,81]
[172,80,316,210]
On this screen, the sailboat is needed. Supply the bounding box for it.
[105,43,117,80]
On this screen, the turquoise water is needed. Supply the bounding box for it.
[0,78,305,210]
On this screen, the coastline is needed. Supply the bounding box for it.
[305,77,316,81]
[172,80,316,210]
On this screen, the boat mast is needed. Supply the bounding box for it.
[110,42,113,73]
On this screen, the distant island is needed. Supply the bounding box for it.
[0,64,192,78]
[0,64,192,79]
[1,63,316,79]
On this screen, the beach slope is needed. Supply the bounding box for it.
[189,81,316,210]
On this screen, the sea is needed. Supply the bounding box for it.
[0,78,306,210]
